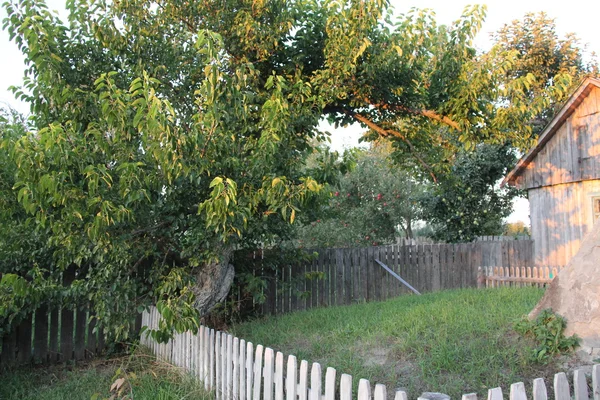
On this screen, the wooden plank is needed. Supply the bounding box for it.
[392,244,400,297]
[360,247,368,301]
[395,391,409,400]
[252,345,263,400]
[463,394,478,400]
[592,364,600,400]
[432,245,441,292]
[328,248,337,307]
[344,248,352,305]
[533,378,548,400]
[298,360,309,400]
[1,329,17,367]
[286,355,298,400]
[554,372,571,400]
[74,308,87,360]
[374,384,387,400]
[49,307,60,363]
[215,332,222,400]
[221,333,227,399]
[33,305,49,364]
[325,367,336,400]
[310,363,322,400]
[227,334,233,400]
[366,247,375,301]
[60,308,74,362]
[336,248,344,306]
[317,249,326,308]
[510,382,527,400]
[233,337,240,400]
[358,379,371,400]
[340,374,352,400]
[17,314,33,365]
[245,341,254,399]
[488,387,503,400]
[352,247,360,302]
[275,351,284,400]
[239,339,246,400]
[574,369,590,400]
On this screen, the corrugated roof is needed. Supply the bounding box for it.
[503,77,600,187]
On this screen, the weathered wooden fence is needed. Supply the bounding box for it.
[0,305,108,369]
[253,240,533,315]
[141,306,600,400]
[481,265,565,288]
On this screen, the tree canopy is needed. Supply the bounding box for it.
[1,0,591,339]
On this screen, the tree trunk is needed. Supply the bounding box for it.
[530,221,600,358]
[191,246,235,317]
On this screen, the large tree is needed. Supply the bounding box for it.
[0,1,574,339]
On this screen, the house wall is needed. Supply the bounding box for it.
[528,180,600,268]
[517,86,600,190]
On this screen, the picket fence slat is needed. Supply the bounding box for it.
[462,393,478,400]
[593,365,600,400]
[253,345,263,400]
[287,355,298,400]
[358,378,371,400]
[264,348,275,400]
[574,369,590,400]
[396,391,409,400]
[298,359,309,400]
[233,337,240,400]
[532,378,547,400]
[340,374,352,400]
[510,382,527,400]
[374,384,387,400]
[325,367,336,400]
[554,372,571,400]
[275,352,284,400]
[310,363,322,400]
[488,387,503,400]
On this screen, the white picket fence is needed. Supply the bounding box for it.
[141,307,600,400]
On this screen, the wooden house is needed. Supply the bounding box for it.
[504,77,600,268]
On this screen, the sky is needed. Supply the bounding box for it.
[2,0,600,225]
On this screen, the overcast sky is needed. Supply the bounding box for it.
[3,0,599,225]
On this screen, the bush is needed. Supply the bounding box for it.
[514,308,580,362]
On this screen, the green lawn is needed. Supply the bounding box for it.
[232,287,561,398]
[0,348,212,400]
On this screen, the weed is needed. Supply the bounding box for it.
[514,308,580,363]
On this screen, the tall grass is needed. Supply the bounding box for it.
[0,347,212,400]
[232,287,551,398]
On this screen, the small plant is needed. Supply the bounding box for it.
[514,308,580,362]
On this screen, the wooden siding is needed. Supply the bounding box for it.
[529,180,600,268]
[518,86,600,190]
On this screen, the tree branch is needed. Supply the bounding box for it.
[349,111,439,183]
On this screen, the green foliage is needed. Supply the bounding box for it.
[3,0,587,339]
[420,144,519,242]
[515,309,580,363]
[296,143,427,247]
[504,222,531,237]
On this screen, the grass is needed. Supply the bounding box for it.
[232,287,561,398]
[0,347,212,400]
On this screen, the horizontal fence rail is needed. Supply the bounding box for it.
[245,240,534,316]
[481,265,566,288]
[142,307,599,400]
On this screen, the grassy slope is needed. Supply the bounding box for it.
[232,287,551,398]
[0,349,212,400]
